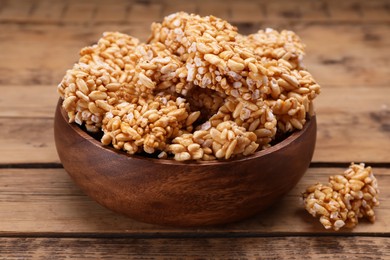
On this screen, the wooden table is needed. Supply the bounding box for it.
[1,0,389,258]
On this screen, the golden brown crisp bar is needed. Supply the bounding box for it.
[167,120,259,161]
[240,28,306,70]
[58,32,140,132]
[302,163,379,231]
[149,12,320,133]
[101,93,197,155]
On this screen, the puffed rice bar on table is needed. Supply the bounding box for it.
[302,163,380,231]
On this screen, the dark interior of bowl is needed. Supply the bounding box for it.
[54,99,317,226]
[79,119,294,161]
[73,99,296,162]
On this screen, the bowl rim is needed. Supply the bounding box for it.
[56,98,316,166]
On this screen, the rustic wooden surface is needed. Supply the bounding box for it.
[0,0,389,258]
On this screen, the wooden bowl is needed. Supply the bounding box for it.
[54,99,317,227]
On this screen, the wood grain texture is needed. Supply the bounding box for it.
[0,168,388,234]
[1,237,389,259]
[0,23,388,87]
[314,86,390,163]
[1,0,389,23]
[0,85,56,118]
[0,118,58,164]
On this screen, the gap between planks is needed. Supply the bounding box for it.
[0,231,389,239]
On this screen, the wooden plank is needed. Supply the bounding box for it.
[229,2,264,23]
[93,0,129,23]
[0,86,57,118]
[163,2,197,16]
[198,2,230,21]
[29,0,65,23]
[0,237,389,259]
[61,0,97,23]
[327,0,362,22]
[0,168,388,234]
[1,86,389,163]
[361,1,390,22]
[0,118,59,164]
[296,0,330,21]
[0,0,35,21]
[1,0,389,23]
[127,3,163,23]
[0,24,145,87]
[326,0,390,22]
[0,23,388,87]
[265,1,329,22]
[313,86,390,163]
[297,24,390,87]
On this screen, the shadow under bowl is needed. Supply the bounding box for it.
[54,99,317,227]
